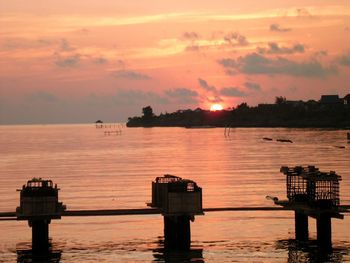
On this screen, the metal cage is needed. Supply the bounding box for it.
[149,174,203,215]
[280,166,341,207]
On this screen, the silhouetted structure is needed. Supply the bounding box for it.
[127,95,350,128]
[0,174,348,255]
[95,120,103,128]
[319,95,342,104]
[344,94,350,105]
[148,175,203,250]
[273,166,343,250]
[16,178,65,254]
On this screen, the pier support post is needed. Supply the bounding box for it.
[316,214,332,251]
[294,211,308,241]
[31,220,50,253]
[164,215,191,250]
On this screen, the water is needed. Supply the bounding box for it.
[0,125,349,262]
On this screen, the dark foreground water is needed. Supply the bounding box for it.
[0,125,349,262]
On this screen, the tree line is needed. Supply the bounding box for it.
[127,97,350,128]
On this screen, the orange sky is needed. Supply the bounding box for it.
[1,1,350,124]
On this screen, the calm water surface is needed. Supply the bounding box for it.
[0,125,349,262]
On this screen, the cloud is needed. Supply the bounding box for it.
[55,54,80,67]
[185,44,210,52]
[206,96,223,103]
[270,24,291,32]
[113,89,168,105]
[296,8,312,18]
[37,39,53,46]
[165,88,199,104]
[27,91,59,102]
[257,42,305,54]
[220,87,246,97]
[218,53,338,78]
[112,70,151,80]
[181,31,205,52]
[183,31,249,52]
[116,60,126,69]
[113,88,199,107]
[182,32,199,40]
[77,28,90,34]
[197,78,225,103]
[218,58,238,68]
[92,57,108,65]
[224,32,248,46]
[185,45,201,52]
[198,78,217,92]
[244,82,261,91]
[336,51,350,67]
[60,38,75,51]
[2,38,53,50]
[314,50,328,58]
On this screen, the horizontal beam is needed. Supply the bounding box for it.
[63,208,161,216]
[0,205,349,220]
[0,207,287,219]
[0,212,16,217]
[203,207,289,212]
[64,207,291,217]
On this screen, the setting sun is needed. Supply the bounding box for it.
[210,104,223,111]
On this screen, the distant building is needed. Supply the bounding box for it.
[306,100,318,105]
[285,100,305,107]
[319,95,342,104]
[257,103,275,110]
[343,94,350,105]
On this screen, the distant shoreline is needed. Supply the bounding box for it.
[126,125,350,129]
[127,103,350,129]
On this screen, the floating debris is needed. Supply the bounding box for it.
[263,137,273,141]
[276,139,293,143]
[334,145,345,149]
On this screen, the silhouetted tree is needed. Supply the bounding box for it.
[236,102,249,110]
[275,96,286,105]
[142,106,154,119]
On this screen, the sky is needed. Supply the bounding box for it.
[1,0,350,124]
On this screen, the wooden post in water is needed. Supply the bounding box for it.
[164,215,191,249]
[148,175,203,250]
[316,213,332,250]
[31,220,50,253]
[295,211,308,241]
[16,178,65,254]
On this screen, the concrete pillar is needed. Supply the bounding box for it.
[316,214,332,251]
[294,211,308,241]
[31,220,50,253]
[164,215,191,250]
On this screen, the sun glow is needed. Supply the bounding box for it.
[210,104,223,111]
